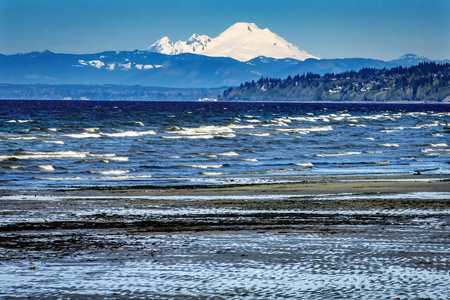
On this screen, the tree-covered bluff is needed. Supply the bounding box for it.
[220,62,450,102]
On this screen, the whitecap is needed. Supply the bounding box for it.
[249,133,270,137]
[7,119,33,123]
[89,170,130,175]
[165,125,235,139]
[184,164,223,169]
[277,126,333,134]
[288,116,317,122]
[217,133,236,138]
[83,128,99,133]
[102,130,156,137]
[63,132,102,138]
[43,141,65,145]
[103,156,129,162]
[2,165,22,170]
[200,172,229,176]
[37,165,55,171]
[218,151,239,156]
[0,151,128,162]
[7,137,37,140]
[347,124,366,127]
[229,124,255,129]
[184,135,215,139]
[242,158,258,162]
[378,144,399,147]
[292,162,314,167]
[35,175,152,180]
[421,148,450,154]
[64,130,156,138]
[134,121,145,126]
[315,151,362,157]
[200,154,218,158]
[0,151,89,160]
[429,143,448,147]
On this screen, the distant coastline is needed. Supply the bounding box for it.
[1,62,448,103]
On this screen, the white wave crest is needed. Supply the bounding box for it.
[315,152,362,157]
[3,165,22,170]
[276,126,333,134]
[0,151,128,162]
[35,175,152,181]
[400,157,415,160]
[83,128,99,133]
[218,151,239,156]
[165,125,235,139]
[7,120,33,123]
[89,170,131,175]
[102,130,156,137]
[64,130,156,138]
[184,164,223,169]
[242,158,258,162]
[292,162,314,166]
[421,148,450,154]
[6,136,37,140]
[43,141,65,144]
[64,133,102,138]
[229,124,255,129]
[37,165,55,171]
[200,172,229,176]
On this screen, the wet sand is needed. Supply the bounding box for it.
[0,174,449,298]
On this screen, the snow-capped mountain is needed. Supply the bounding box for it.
[148,22,319,62]
[150,34,212,55]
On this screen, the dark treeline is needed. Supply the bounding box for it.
[221,62,450,102]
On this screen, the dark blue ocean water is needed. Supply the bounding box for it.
[0,100,449,188]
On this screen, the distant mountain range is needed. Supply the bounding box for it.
[0,22,448,89]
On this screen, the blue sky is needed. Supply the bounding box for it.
[0,0,448,60]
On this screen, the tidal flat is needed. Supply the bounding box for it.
[0,175,449,299]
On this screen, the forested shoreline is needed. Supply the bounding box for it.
[221,62,450,102]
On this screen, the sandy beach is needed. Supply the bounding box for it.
[0,174,449,298]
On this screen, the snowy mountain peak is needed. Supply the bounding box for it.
[148,22,318,62]
[149,36,174,55]
[222,22,259,34]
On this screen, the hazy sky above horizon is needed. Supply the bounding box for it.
[0,0,448,61]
